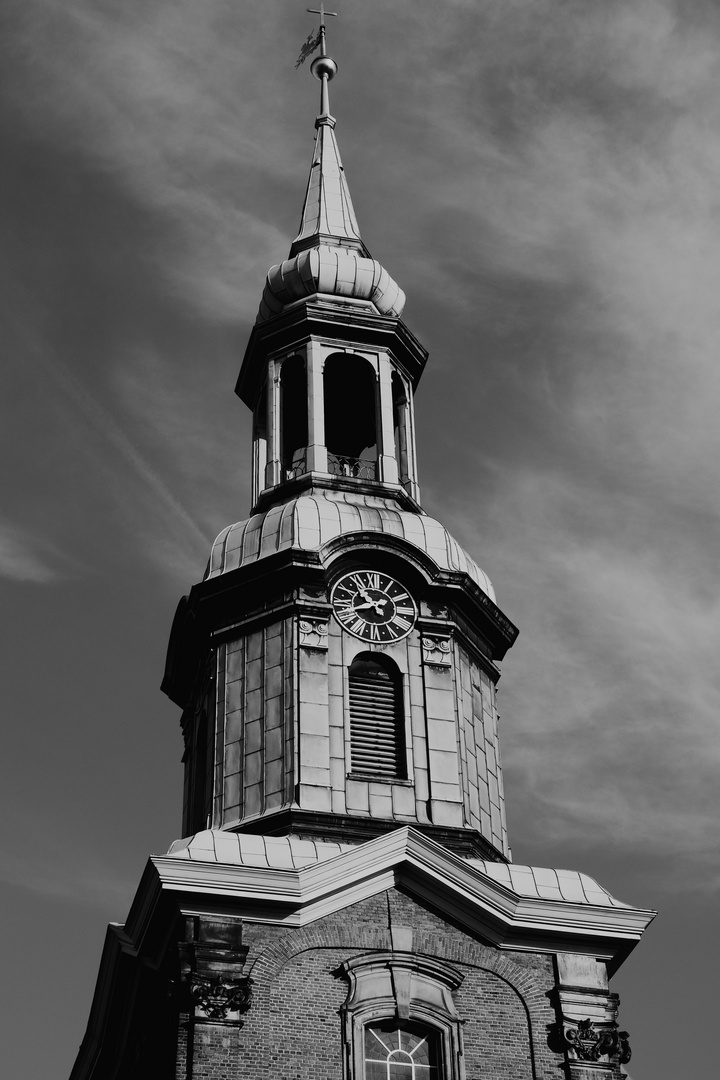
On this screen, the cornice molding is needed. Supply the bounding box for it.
[162,535,518,705]
[252,473,423,515]
[127,828,654,974]
[237,298,428,407]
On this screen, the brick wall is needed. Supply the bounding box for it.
[178,888,566,1080]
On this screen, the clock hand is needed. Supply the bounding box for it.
[353,598,389,614]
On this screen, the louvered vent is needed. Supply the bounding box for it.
[349,657,405,778]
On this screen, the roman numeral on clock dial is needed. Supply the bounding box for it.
[330,570,418,642]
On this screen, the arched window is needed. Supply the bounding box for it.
[340,954,463,1080]
[183,657,216,836]
[349,654,406,779]
[280,355,308,479]
[364,1021,442,1080]
[252,378,268,501]
[392,372,410,490]
[324,353,378,479]
[187,706,209,833]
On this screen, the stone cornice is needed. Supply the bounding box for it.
[126,828,654,975]
[161,539,517,706]
[237,298,428,407]
[252,473,423,515]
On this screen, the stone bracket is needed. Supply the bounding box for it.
[299,616,329,650]
[548,1018,631,1066]
[421,634,452,666]
[178,915,252,1025]
[188,973,253,1024]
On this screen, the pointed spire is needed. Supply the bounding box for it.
[255,19,406,323]
[290,21,367,258]
[290,113,367,257]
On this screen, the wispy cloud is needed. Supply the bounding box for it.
[46,350,210,549]
[437,459,720,887]
[359,0,720,890]
[3,0,716,881]
[1,3,717,1075]
[0,520,60,583]
[5,0,296,321]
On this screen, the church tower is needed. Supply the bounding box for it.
[71,24,654,1080]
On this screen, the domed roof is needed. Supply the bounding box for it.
[257,245,405,322]
[206,490,495,601]
[255,102,405,323]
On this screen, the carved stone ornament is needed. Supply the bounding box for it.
[189,973,253,1022]
[299,617,329,650]
[421,635,452,666]
[549,1018,631,1065]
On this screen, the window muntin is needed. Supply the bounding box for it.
[365,1022,441,1080]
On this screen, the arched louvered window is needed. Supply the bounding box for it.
[349,654,406,779]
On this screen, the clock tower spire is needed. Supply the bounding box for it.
[71,28,654,1080]
[163,42,518,860]
[244,30,415,510]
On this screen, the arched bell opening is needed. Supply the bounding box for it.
[280,355,308,480]
[324,353,378,480]
[252,378,268,505]
[392,371,411,492]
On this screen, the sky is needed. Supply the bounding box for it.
[0,0,718,1075]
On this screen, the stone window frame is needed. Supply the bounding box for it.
[348,652,407,781]
[339,952,466,1080]
[344,643,415,788]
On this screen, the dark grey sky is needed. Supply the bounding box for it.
[1,2,717,1076]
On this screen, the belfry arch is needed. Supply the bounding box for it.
[279,354,308,480]
[324,353,378,479]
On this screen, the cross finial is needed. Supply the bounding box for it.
[297,3,339,118]
[307,4,337,56]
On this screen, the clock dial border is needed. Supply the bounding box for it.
[330,570,418,643]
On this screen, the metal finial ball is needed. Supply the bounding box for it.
[311,55,338,81]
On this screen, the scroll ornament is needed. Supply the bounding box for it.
[299,618,329,650]
[549,1018,631,1064]
[421,635,452,666]
[189,973,253,1022]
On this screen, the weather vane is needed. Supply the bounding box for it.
[296,3,337,67]
[295,2,339,118]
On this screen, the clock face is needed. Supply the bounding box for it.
[330,571,417,642]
